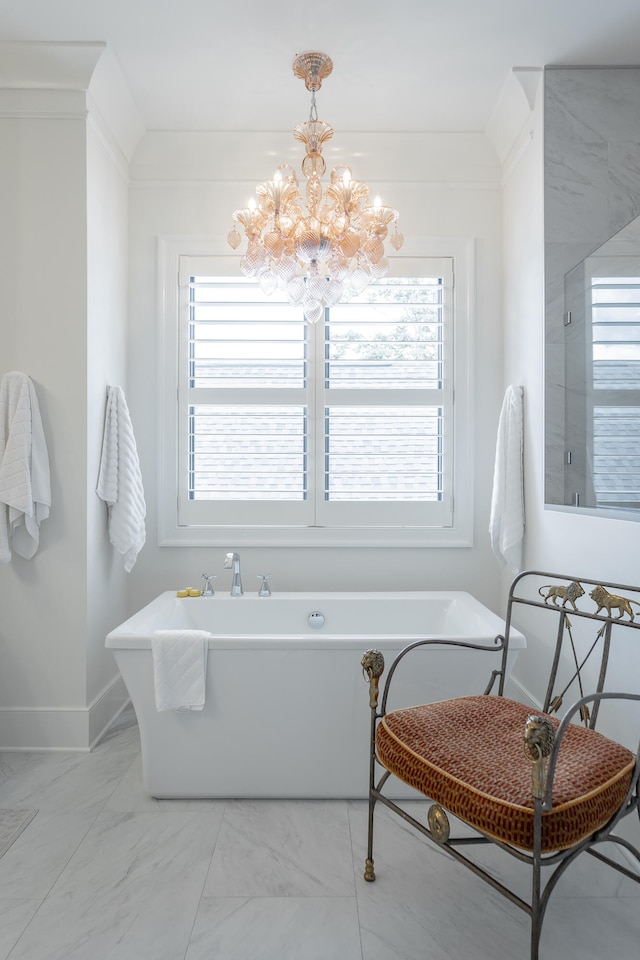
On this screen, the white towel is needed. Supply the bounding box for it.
[0,372,51,563]
[96,386,146,572]
[489,385,525,570]
[151,630,211,712]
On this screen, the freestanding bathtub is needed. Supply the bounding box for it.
[105,591,525,799]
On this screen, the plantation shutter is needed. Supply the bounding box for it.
[178,267,312,526]
[317,270,452,526]
[177,257,453,528]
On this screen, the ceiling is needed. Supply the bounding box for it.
[2,0,640,133]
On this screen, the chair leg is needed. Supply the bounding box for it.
[364,711,377,881]
[364,794,376,881]
[364,699,379,882]
[530,865,542,960]
[530,803,544,960]
[361,649,386,883]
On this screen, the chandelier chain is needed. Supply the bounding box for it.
[309,89,318,122]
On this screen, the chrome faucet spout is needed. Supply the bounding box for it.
[224,552,243,596]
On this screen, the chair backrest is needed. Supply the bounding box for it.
[502,570,640,732]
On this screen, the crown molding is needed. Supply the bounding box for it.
[0,42,144,163]
[486,68,542,174]
[0,41,104,90]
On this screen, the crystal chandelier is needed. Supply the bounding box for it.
[227,52,403,324]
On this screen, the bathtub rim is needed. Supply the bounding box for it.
[105,590,526,652]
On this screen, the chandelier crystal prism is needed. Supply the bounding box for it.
[227,52,404,323]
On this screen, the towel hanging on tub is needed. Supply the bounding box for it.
[96,385,146,572]
[0,372,51,563]
[151,630,212,712]
[489,385,524,571]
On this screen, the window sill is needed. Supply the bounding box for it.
[158,523,474,549]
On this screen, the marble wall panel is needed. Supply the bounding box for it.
[608,142,640,231]
[544,67,640,507]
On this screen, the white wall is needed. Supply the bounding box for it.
[0,45,141,749]
[86,116,131,742]
[126,130,507,611]
[0,103,90,748]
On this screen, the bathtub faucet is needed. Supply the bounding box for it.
[224,552,243,596]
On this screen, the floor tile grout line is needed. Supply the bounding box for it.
[4,899,45,960]
[0,718,143,956]
[181,798,228,960]
[3,773,122,960]
[194,894,361,901]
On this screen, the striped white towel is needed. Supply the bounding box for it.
[0,372,51,563]
[151,630,211,712]
[96,386,146,572]
[489,385,525,570]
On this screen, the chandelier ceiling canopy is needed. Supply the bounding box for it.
[228,52,403,323]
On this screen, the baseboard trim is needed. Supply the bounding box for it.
[0,674,129,751]
[89,692,133,751]
[507,674,541,708]
[88,674,130,749]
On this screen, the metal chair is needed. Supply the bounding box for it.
[361,570,640,960]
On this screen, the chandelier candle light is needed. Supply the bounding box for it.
[227,52,404,324]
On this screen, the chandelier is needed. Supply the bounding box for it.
[227,52,403,324]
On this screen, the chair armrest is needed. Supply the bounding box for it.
[523,714,556,799]
[362,635,507,715]
[540,691,640,809]
[361,649,385,709]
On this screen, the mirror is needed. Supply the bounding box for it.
[557,216,640,515]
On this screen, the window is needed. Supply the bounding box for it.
[159,240,473,546]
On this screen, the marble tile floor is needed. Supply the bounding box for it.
[0,708,638,960]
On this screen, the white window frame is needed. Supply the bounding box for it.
[158,236,475,547]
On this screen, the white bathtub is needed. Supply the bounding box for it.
[105,591,525,799]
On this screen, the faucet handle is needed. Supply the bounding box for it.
[201,573,217,597]
[257,574,272,597]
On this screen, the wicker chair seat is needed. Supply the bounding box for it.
[376,695,635,852]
